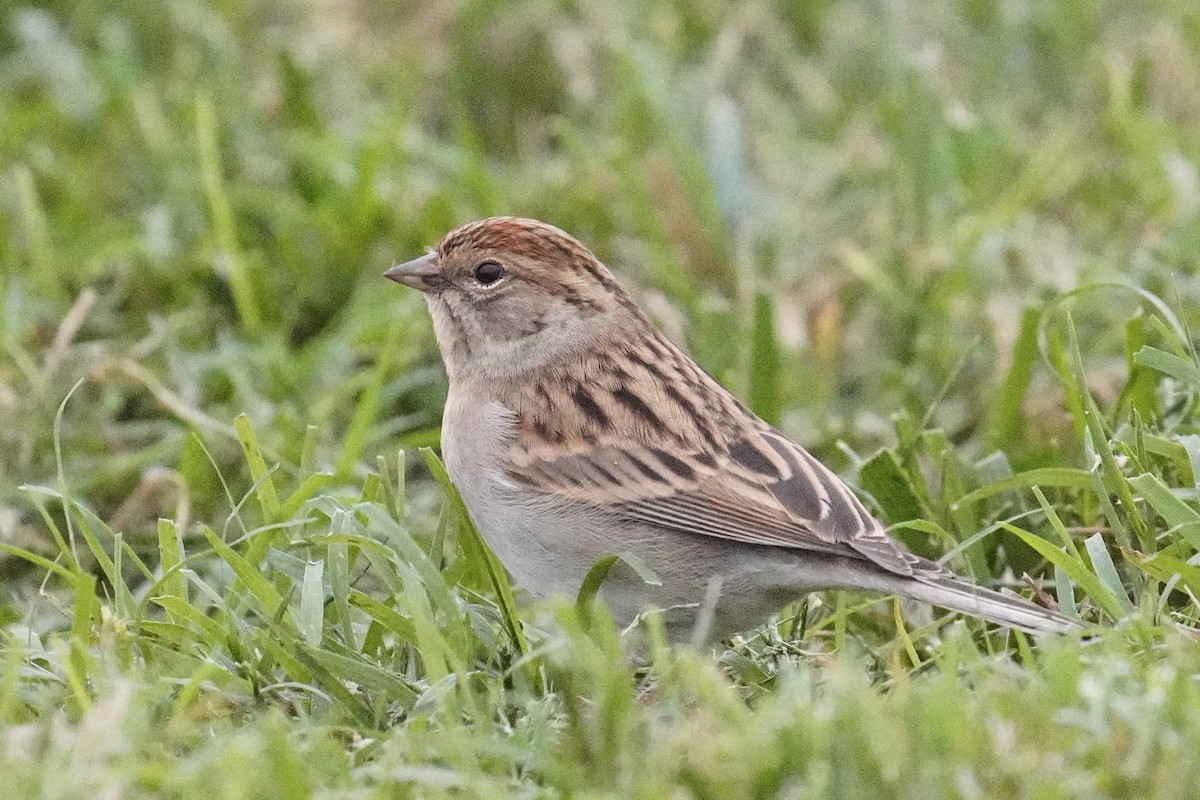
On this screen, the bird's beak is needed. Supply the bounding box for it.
[384,252,441,290]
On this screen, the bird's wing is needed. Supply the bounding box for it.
[499,329,943,579]
[507,424,939,579]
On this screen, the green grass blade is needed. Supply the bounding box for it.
[73,510,137,618]
[156,518,188,608]
[233,413,281,521]
[201,526,290,625]
[419,448,529,659]
[998,521,1126,620]
[327,542,354,650]
[299,560,325,647]
[950,468,1093,509]
[20,488,78,572]
[985,306,1041,451]
[297,644,417,707]
[747,292,781,426]
[1133,345,1200,388]
[1031,486,1084,561]
[277,472,336,520]
[860,449,931,523]
[152,596,229,643]
[53,377,86,570]
[348,512,464,638]
[347,590,419,644]
[299,424,319,477]
[1083,533,1135,615]
[1179,434,1200,496]
[195,91,261,333]
[1121,315,1158,419]
[0,542,77,582]
[1127,473,1200,550]
[576,555,620,624]
[1065,314,1149,551]
[336,318,406,477]
[1054,565,1078,619]
[1123,548,1200,601]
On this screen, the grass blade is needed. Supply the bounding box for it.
[576,555,620,624]
[998,522,1126,621]
[234,413,281,521]
[156,518,188,608]
[985,306,1041,451]
[747,292,781,427]
[1128,473,1200,550]
[299,560,325,647]
[860,449,931,523]
[1083,533,1135,614]
[1124,548,1200,601]
[1133,345,1200,388]
[201,526,290,625]
[950,468,1093,509]
[419,448,529,659]
[196,91,261,333]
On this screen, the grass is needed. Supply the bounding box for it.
[3,0,1200,796]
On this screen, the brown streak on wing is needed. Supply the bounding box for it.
[504,331,923,578]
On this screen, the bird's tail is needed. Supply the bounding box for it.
[895,573,1083,634]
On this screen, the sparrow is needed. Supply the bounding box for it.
[385,217,1079,641]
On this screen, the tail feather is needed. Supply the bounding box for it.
[897,574,1083,634]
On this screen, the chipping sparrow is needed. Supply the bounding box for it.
[385,217,1078,640]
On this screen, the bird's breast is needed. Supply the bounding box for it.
[440,389,515,499]
[440,384,636,598]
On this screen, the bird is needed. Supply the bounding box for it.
[384,217,1080,641]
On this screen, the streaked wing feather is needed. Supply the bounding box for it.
[510,425,936,579]
[618,494,850,557]
[727,430,921,576]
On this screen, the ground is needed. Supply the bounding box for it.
[2,1,1200,797]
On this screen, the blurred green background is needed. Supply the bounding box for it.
[7,0,1198,525]
[4,1,1200,797]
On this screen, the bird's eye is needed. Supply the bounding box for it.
[473,260,506,286]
